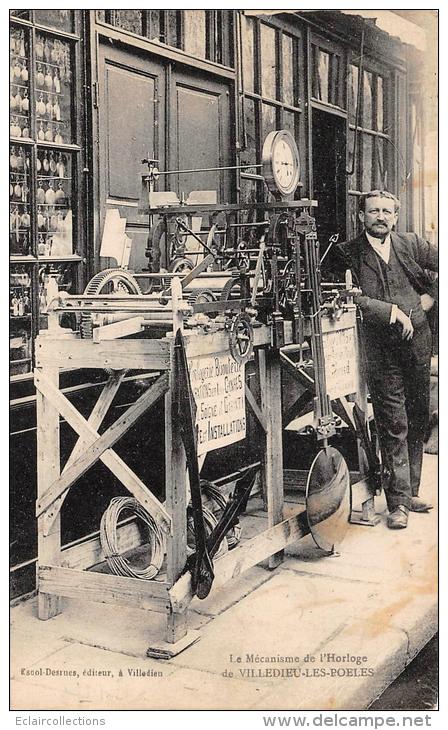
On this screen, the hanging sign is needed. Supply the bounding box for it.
[187,352,246,456]
[323,326,359,399]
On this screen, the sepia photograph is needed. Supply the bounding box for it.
[9,7,438,715]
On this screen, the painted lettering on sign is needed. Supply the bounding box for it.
[187,352,246,456]
[323,327,359,399]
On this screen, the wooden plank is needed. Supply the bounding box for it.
[264,351,284,569]
[34,371,171,534]
[245,383,267,433]
[257,349,268,509]
[165,370,188,643]
[38,565,170,613]
[36,371,169,517]
[61,519,143,571]
[35,366,61,620]
[92,316,144,342]
[35,336,171,370]
[169,510,309,612]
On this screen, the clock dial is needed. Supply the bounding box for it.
[262,130,300,198]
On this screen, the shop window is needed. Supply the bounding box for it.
[240,15,304,202]
[10,15,84,379]
[347,62,393,238]
[260,24,277,100]
[96,10,233,67]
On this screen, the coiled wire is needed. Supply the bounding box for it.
[100,496,165,580]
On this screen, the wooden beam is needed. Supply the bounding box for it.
[169,510,309,613]
[34,371,171,534]
[245,384,267,433]
[264,351,284,569]
[92,316,144,342]
[35,336,171,370]
[36,366,61,620]
[38,565,170,614]
[165,369,188,643]
[36,371,169,518]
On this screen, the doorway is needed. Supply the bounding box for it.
[311,109,346,274]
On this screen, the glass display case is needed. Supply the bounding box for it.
[9,12,84,379]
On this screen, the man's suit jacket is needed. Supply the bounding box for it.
[337,231,438,328]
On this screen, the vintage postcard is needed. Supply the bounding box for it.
[9,7,438,717]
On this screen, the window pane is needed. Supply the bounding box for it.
[317,50,330,103]
[347,128,358,191]
[330,54,341,106]
[147,11,160,41]
[115,10,143,36]
[362,135,373,191]
[10,10,30,20]
[260,24,277,99]
[349,65,359,125]
[184,10,206,58]
[166,10,180,47]
[10,263,33,376]
[34,10,74,33]
[348,195,360,239]
[241,15,255,93]
[10,26,31,142]
[242,98,257,167]
[362,71,373,129]
[96,10,106,23]
[377,76,385,132]
[36,147,74,258]
[282,35,295,106]
[283,110,297,139]
[375,137,388,188]
[34,34,74,144]
[10,143,32,256]
[262,103,277,140]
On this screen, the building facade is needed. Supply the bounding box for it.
[9,9,435,598]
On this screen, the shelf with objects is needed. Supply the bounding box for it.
[34,131,381,657]
[9,13,85,381]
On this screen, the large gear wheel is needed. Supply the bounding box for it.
[228,312,254,365]
[80,268,141,339]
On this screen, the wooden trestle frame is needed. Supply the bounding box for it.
[34,308,318,655]
[34,276,377,656]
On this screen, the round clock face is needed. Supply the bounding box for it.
[262,130,301,198]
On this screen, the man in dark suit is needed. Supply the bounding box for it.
[340,190,438,529]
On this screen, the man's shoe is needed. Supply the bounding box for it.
[410,496,433,513]
[387,505,409,529]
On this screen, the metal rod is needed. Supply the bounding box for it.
[154,164,263,177]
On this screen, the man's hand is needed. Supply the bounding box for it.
[420,293,435,312]
[395,308,414,340]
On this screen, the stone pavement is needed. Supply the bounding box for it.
[10,455,437,711]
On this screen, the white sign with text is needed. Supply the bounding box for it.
[187,352,246,456]
[323,326,359,399]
